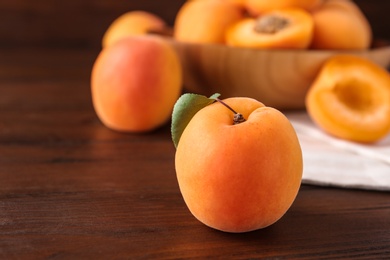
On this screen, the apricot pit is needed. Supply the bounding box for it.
[226,8,314,49]
[254,15,291,34]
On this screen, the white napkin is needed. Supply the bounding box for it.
[286,112,390,191]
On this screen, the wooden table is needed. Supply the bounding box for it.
[1,0,390,258]
[1,46,389,259]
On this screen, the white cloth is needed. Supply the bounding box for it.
[286,112,390,191]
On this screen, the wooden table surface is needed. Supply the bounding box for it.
[1,1,390,259]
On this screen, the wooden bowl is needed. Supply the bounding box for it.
[168,39,390,110]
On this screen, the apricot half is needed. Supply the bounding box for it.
[226,8,314,49]
[175,97,303,232]
[306,55,390,143]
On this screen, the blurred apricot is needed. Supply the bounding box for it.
[226,8,314,49]
[310,0,372,50]
[102,11,167,48]
[92,36,182,132]
[306,55,390,143]
[174,0,244,44]
[245,0,323,15]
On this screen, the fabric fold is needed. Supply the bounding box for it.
[286,112,390,191]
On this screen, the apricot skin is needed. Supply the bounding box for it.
[306,55,390,143]
[91,36,182,132]
[310,0,372,50]
[102,11,167,48]
[227,0,246,7]
[175,98,303,233]
[174,0,244,44]
[226,8,314,49]
[245,0,323,15]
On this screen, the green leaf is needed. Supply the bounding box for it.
[171,93,220,148]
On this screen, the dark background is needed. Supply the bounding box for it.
[1,0,389,51]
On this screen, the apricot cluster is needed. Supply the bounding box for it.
[89,0,390,235]
[173,0,372,50]
[91,2,389,142]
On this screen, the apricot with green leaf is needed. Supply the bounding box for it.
[172,93,303,233]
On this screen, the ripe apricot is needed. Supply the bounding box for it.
[245,0,323,15]
[226,8,314,49]
[102,11,168,48]
[174,0,244,44]
[310,0,372,50]
[91,36,182,132]
[175,97,303,232]
[226,0,246,7]
[306,55,390,143]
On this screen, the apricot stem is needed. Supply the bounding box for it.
[215,98,246,125]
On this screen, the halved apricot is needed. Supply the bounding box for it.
[226,8,314,49]
[306,55,390,143]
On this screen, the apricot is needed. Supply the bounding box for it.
[245,0,323,15]
[226,8,314,49]
[91,36,182,132]
[225,0,247,7]
[175,97,303,232]
[174,0,244,44]
[306,55,390,143]
[310,0,372,50]
[102,11,168,48]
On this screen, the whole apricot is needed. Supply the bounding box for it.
[174,0,244,44]
[226,8,314,49]
[91,36,182,132]
[227,0,246,7]
[102,11,168,48]
[175,97,303,233]
[306,54,390,142]
[310,0,372,50]
[245,0,323,15]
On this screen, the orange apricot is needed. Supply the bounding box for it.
[102,11,168,48]
[245,0,323,15]
[175,97,303,232]
[226,8,314,49]
[227,0,247,7]
[310,0,372,50]
[174,0,244,44]
[91,36,182,132]
[306,54,390,143]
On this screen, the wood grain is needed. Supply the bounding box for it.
[170,39,390,109]
[1,47,390,260]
